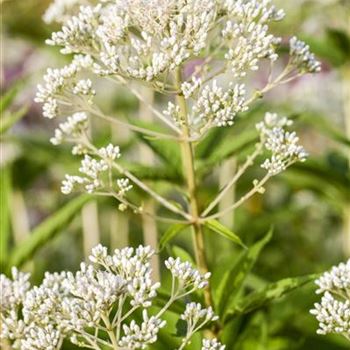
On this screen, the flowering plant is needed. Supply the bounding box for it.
[1,245,223,349]
[3,0,342,349]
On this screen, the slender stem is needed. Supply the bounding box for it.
[111,162,191,220]
[108,76,182,133]
[81,137,191,220]
[205,173,271,221]
[201,144,263,217]
[86,104,180,140]
[101,314,119,349]
[175,68,213,308]
[342,64,350,257]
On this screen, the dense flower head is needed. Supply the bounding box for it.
[315,259,350,295]
[165,256,211,290]
[311,260,350,339]
[119,310,167,349]
[310,292,350,336]
[257,112,308,175]
[1,244,219,349]
[289,36,321,74]
[202,338,226,350]
[36,0,320,137]
[0,267,31,312]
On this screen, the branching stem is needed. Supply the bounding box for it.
[175,68,214,309]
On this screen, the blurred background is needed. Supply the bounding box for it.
[1,0,350,349]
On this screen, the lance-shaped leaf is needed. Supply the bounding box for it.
[8,194,92,269]
[0,82,22,114]
[159,224,189,251]
[0,106,28,134]
[171,245,195,266]
[204,219,246,248]
[216,228,273,316]
[197,128,258,174]
[224,274,317,323]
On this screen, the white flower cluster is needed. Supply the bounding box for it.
[50,112,88,145]
[181,302,218,326]
[37,0,320,143]
[43,0,88,24]
[45,0,216,81]
[182,76,202,99]
[193,81,247,129]
[61,143,121,194]
[119,310,166,349]
[165,257,211,290]
[202,338,226,350]
[117,178,133,197]
[290,36,322,74]
[310,260,350,339]
[221,0,285,77]
[256,112,308,175]
[35,55,94,119]
[1,245,220,349]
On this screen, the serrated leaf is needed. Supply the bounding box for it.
[216,228,273,316]
[8,195,92,269]
[159,224,189,251]
[0,106,28,134]
[225,274,316,322]
[204,219,246,248]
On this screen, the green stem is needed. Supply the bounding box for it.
[175,69,214,309]
[101,314,118,349]
[342,65,350,257]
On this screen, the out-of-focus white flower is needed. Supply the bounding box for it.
[310,260,350,339]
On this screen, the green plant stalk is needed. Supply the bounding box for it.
[175,69,213,308]
[342,64,350,257]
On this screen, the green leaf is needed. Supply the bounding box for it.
[121,162,182,183]
[232,312,268,350]
[8,195,92,268]
[299,113,350,147]
[156,289,185,315]
[132,120,182,175]
[197,129,258,173]
[301,30,350,67]
[159,224,189,251]
[204,219,247,248]
[225,274,317,322]
[0,106,28,134]
[175,319,188,337]
[0,83,21,114]
[216,228,273,316]
[0,166,11,268]
[171,245,195,266]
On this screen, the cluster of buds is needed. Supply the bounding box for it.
[256,112,308,176]
[310,260,350,339]
[1,245,224,350]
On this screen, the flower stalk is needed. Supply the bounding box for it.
[175,68,213,309]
